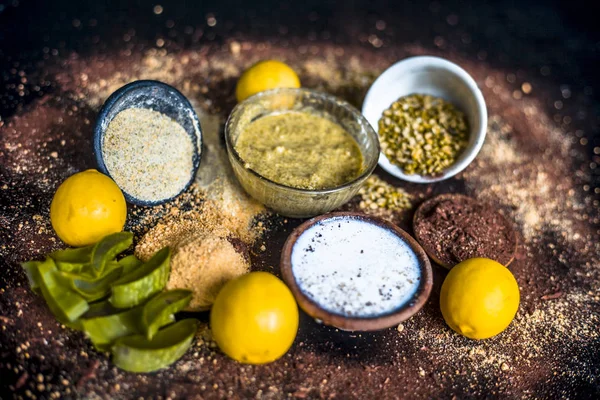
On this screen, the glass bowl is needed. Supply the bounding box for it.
[225,88,380,218]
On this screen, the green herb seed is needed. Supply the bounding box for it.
[378,94,469,176]
[358,175,412,212]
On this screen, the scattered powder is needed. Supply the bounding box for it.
[126,183,205,242]
[103,108,195,202]
[76,49,242,112]
[464,114,574,242]
[291,216,421,317]
[398,291,599,384]
[192,111,265,232]
[301,55,377,96]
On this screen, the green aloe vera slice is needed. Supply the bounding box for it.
[90,232,133,276]
[55,266,123,302]
[109,247,171,308]
[35,258,89,323]
[141,289,192,340]
[50,245,94,262]
[80,300,142,351]
[21,260,42,294]
[118,254,143,275]
[50,245,94,273]
[111,318,198,373]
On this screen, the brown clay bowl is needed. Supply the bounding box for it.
[280,212,433,331]
[412,193,518,270]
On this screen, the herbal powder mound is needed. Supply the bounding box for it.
[133,197,261,311]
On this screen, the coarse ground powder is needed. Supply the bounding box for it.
[396,290,599,389]
[168,232,250,311]
[463,113,578,244]
[291,216,421,317]
[103,108,195,202]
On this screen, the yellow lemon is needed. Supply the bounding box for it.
[211,272,299,364]
[440,258,520,339]
[50,169,127,247]
[236,60,300,102]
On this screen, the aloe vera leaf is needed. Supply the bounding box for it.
[111,319,198,373]
[109,247,170,308]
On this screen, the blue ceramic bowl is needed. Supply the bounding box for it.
[93,80,202,206]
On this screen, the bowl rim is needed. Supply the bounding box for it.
[224,87,380,195]
[362,55,488,183]
[280,211,433,331]
[93,79,203,206]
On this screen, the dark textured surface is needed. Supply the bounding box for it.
[1,1,599,399]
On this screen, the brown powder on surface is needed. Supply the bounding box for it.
[396,291,600,385]
[192,111,265,233]
[413,194,517,268]
[134,196,263,261]
[167,233,250,311]
[464,111,578,244]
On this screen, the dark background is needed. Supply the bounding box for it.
[1,0,600,103]
[2,0,600,166]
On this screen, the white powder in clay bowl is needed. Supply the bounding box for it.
[290,216,422,318]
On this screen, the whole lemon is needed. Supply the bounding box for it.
[50,169,127,247]
[211,272,299,364]
[440,258,520,339]
[236,60,300,102]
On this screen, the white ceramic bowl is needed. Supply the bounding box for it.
[362,56,487,183]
